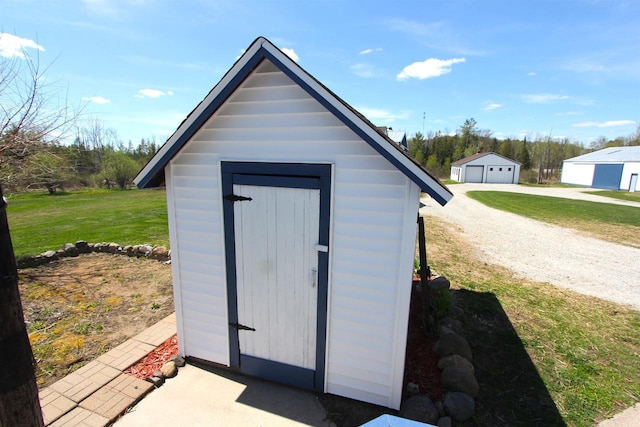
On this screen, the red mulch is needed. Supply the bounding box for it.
[402,280,445,401]
[125,334,178,379]
[125,281,444,402]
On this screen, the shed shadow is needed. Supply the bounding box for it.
[189,359,392,426]
[450,288,566,426]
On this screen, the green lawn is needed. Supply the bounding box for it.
[466,190,640,247]
[424,215,640,426]
[588,190,640,203]
[5,189,169,258]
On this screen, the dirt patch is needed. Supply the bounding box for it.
[19,252,173,388]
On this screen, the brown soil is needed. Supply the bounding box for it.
[18,252,173,388]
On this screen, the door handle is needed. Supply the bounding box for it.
[311,268,317,288]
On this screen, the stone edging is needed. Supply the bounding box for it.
[17,241,171,269]
[400,275,479,426]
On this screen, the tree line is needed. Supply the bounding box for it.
[408,118,640,182]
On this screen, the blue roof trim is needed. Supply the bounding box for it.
[259,48,450,205]
[136,38,451,205]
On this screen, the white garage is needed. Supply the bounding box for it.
[561,146,640,191]
[450,152,521,184]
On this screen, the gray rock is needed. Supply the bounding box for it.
[443,392,475,421]
[440,316,463,334]
[139,244,153,256]
[62,243,79,256]
[435,400,445,417]
[406,382,420,395]
[108,242,119,253]
[437,416,452,427]
[160,361,177,378]
[399,395,439,425]
[437,354,474,373]
[433,330,473,361]
[75,240,90,253]
[170,355,186,367]
[428,276,451,290]
[441,367,479,397]
[146,376,165,387]
[42,250,57,258]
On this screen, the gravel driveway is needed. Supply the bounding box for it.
[420,183,640,311]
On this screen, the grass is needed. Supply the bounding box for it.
[466,191,640,247]
[5,189,169,258]
[588,190,640,203]
[424,216,640,426]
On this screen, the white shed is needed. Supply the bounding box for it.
[450,152,521,184]
[561,146,640,191]
[134,37,452,409]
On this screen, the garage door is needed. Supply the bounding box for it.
[592,164,623,189]
[465,166,484,183]
[486,165,515,184]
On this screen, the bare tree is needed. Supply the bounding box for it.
[0,34,81,425]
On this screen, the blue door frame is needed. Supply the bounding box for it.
[221,162,331,391]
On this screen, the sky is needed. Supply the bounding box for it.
[1,0,639,147]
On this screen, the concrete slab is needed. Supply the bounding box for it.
[114,363,335,427]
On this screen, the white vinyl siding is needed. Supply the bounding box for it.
[166,59,416,409]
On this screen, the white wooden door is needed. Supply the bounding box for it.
[233,183,320,370]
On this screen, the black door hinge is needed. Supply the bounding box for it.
[224,194,253,202]
[229,322,256,331]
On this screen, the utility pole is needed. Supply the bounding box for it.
[0,185,45,426]
[422,112,426,135]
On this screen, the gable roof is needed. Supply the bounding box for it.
[563,146,640,163]
[134,37,452,206]
[452,152,521,166]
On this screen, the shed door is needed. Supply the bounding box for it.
[222,162,331,391]
[465,165,484,183]
[234,182,319,371]
[486,165,515,183]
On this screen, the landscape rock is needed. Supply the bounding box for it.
[42,250,57,259]
[160,361,177,378]
[138,245,153,256]
[399,394,439,425]
[146,376,165,387]
[441,367,479,397]
[108,242,119,253]
[75,240,90,253]
[170,355,186,367]
[406,382,420,395]
[428,276,451,291]
[437,354,474,373]
[443,392,475,421]
[433,330,473,361]
[151,246,169,260]
[62,243,79,257]
[437,416,452,427]
[440,316,464,334]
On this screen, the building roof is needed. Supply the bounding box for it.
[134,37,452,206]
[452,152,521,166]
[563,146,640,163]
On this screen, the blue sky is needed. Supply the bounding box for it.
[1,0,638,146]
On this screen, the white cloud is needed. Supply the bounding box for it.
[527,72,536,76]
[281,48,299,62]
[356,106,411,123]
[350,63,376,78]
[555,111,582,116]
[573,120,636,128]
[82,96,111,104]
[521,93,569,104]
[483,102,502,111]
[359,48,382,55]
[135,89,174,99]
[0,33,45,58]
[397,57,466,81]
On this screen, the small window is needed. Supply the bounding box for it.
[499,168,503,171]
[489,167,494,171]
[508,167,512,171]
